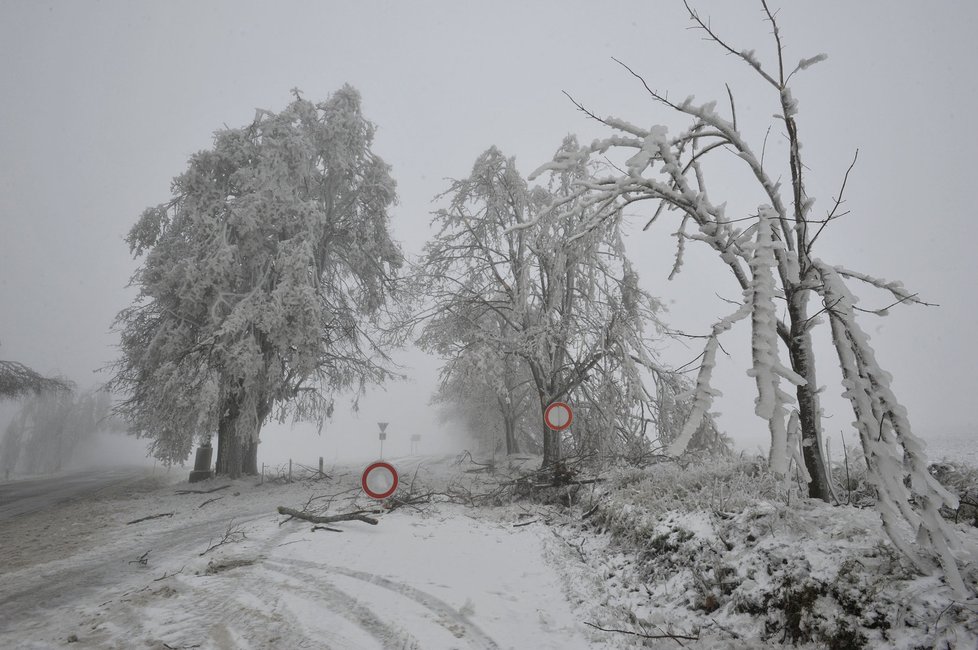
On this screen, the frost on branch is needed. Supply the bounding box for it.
[666,336,720,458]
[785,410,811,484]
[668,300,750,457]
[795,53,828,72]
[746,206,806,477]
[815,261,967,596]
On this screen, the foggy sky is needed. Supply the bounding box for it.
[2,1,976,463]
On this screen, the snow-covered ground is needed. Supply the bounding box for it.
[3,453,977,649]
[0,457,615,649]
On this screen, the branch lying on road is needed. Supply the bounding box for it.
[175,485,230,495]
[199,519,246,556]
[126,512,174,525]
[198,496,225,508]
[277,506,379,526]
[128,550,151,566]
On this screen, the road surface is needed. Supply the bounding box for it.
[0,467,151,521]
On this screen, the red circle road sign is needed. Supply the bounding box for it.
[544,402,573,431]
[361,461,399,499]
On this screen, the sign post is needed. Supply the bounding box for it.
[378,422,389,459]
[410,434,421,454]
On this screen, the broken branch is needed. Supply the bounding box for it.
[277,506,379,526]
[126,512,174,525]
[175,485,231,495]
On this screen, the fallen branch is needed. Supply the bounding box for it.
[199,520,246,556]
[386,491,435,513]
[583,621,699,644]
[153,567,185,582]
[530,478,606,488]
[198,496,225,508]
[311,525,344,533]
[513,519,539,528]
[277,506,379,526]
[126,512,174,525]
[128,550,151,566]
[175,485,230,495]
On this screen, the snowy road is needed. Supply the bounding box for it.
[0,459,613,649]
[0,467,150,521]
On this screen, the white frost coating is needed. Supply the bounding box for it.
[746,206,805,476]
[601,116,650,137]
[832,265,923,307]
[666,336,720,457]
[527,146,591,181]
[780,87,799,117]
[786,410,811,485]
[668,300,751,457]
[624,126,668,178]
[797,53,828,70]
[815,260,967,597]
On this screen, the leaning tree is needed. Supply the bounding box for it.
[533,1,965,594]
[110,87,403,478]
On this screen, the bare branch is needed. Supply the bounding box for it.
[808,149,859,252]
[682,0,780,88]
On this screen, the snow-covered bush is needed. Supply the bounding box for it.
[579,463,978,648]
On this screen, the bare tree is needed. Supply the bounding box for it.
[533,1,965,594]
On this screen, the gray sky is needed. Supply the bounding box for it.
[2,1,976,463]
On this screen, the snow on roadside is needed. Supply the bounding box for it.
[569,461,978,649]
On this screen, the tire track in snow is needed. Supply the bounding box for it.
[266,557,500,650]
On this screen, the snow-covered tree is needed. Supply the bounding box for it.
[415,144,680,469]
[534,1,966,594]
[110,87,403,478]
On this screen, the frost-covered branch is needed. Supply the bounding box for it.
[815,261,966,596]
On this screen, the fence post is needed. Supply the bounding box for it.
[319,456,324,477]
[289,459,293,483]
[260,463,265,486]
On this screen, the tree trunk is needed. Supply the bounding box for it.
[215,396,265,478]
[243,436,259,476]
[787,291,832,501]
[503,414,520,455]
[215,414,229,476]
[541,398,561,469]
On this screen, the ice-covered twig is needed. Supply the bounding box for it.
[833,266,936,307]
